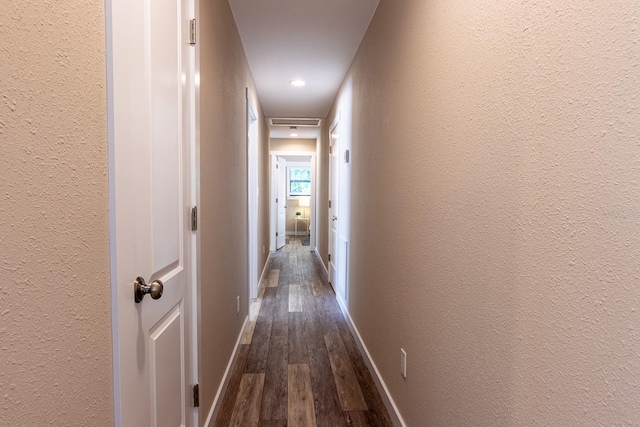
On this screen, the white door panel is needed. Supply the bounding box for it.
[150,303,184,427]
[109,0,195,425]
[328,124,339,289]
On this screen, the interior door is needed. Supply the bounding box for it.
[276,156,287,249]
[328,124,339,288]
[108,0,196,426]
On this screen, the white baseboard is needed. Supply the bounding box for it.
[257,252,272,293]
[203,316,249,427]
[313,249,329,276]
[334,294,406,427]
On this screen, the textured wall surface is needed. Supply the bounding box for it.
[329,0,640,425]
[257,106,270,280]
[270,138,317,153]
[0,1,113,425]
[316,132,329,265]
[199,0,269,422]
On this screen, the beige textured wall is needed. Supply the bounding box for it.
[0,1,113,425]
[257,112,270,276]
[270,138,317,152]
[331,0,640,425]
[199,0,269,421]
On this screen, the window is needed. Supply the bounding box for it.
[288,167,311,197]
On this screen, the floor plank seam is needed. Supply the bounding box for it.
[214,236,393,427]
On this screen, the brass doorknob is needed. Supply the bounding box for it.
[134,276,164,303]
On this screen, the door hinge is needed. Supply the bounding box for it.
[193,384,200,407]
[191,206,198,231]
[276,163,279,169]
[189,19,197,45]
[276,198,278,203]
[328,200,332,208]
[328,254,331,262]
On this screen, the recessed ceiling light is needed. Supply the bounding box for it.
[291,133,299,137]
[290,79,306,87]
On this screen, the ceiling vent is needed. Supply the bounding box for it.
[269,118,322,127]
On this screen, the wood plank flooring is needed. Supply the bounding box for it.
[215,236,393,427]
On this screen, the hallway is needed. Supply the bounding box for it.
[214,237,392,426]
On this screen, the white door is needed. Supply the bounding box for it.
[328,123,339,288]
[108,0,196,426]
[276,156,287,249]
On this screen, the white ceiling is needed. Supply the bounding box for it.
[228,0,380,138]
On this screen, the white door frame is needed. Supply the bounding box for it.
[270,155,277,251]
[270,151,317,251]
[328,119,339,292]
[106,0,200,424]
[274,155,287,250]
[246,91,259,299]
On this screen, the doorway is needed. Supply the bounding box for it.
[328,117,349,305]
[270,152,317,253]
[328,122,339,292]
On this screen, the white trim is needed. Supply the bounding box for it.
[269,155,277,252]
[313,249,329,276]
[192,1,201,426]
[189,2,200,425]
[328,117,340,297]
[309,154,317,250]
[203,315,250,427]
[258,252,272,288]
[333,295,406,427]
[105,0,120,421]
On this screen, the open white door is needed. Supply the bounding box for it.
[328,123,339,289]
[276,156,287,249]
[108,0,197,426]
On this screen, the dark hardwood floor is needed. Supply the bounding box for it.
[214,236,393,427]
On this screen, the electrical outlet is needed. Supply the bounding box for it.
[236,296,240,314]
[262,245,265,254]
[401,348,407,378]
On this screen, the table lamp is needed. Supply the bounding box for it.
[299,197,310,218]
